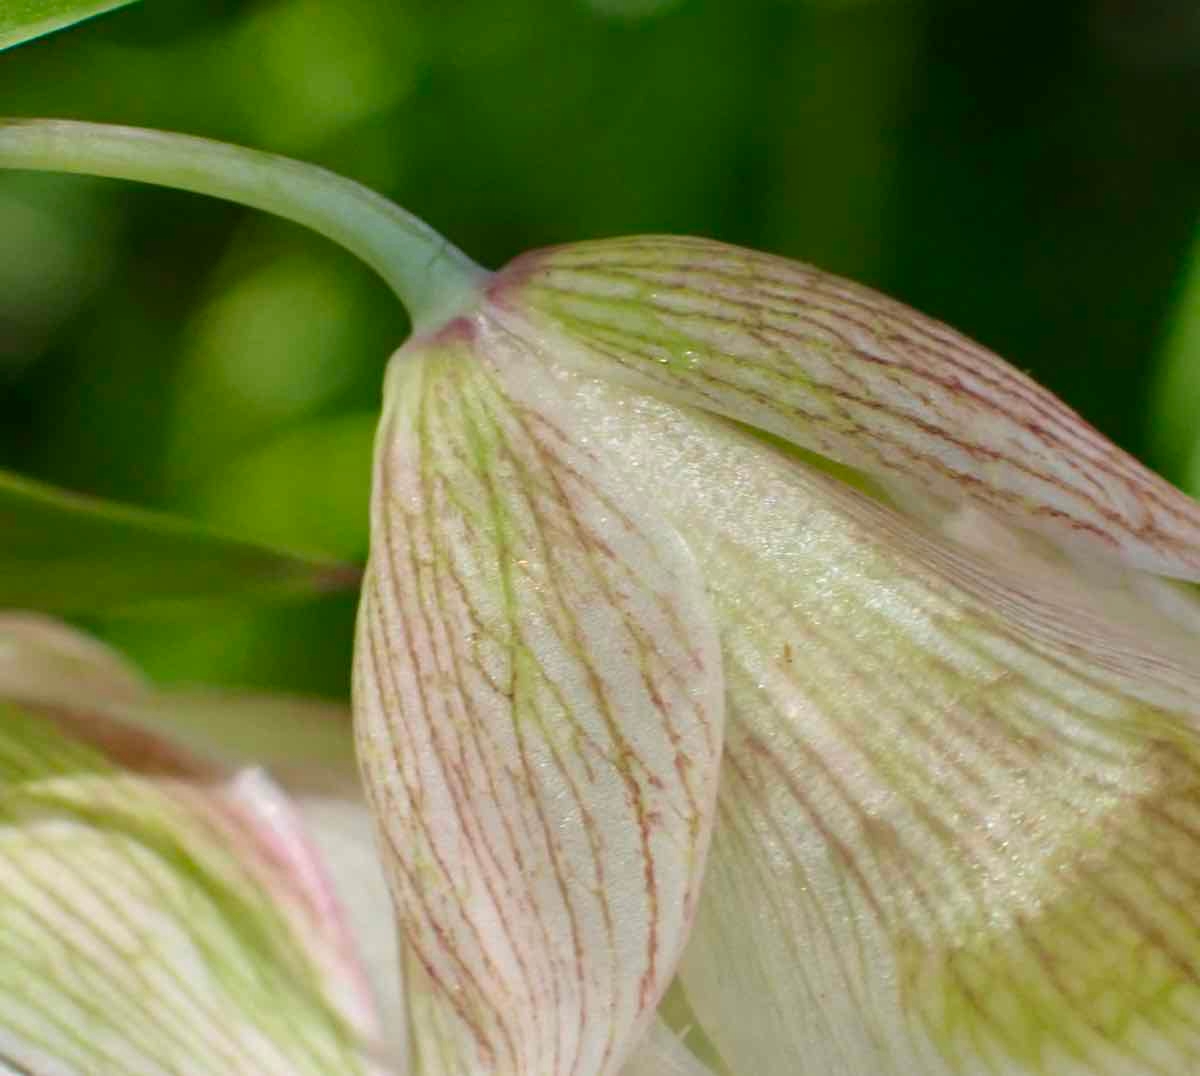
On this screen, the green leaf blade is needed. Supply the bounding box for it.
[0,0,138,52]
[0,467,357,615]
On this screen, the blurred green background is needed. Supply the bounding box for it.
[0,0,1198,698]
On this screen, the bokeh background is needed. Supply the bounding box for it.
[0,0,1197,698]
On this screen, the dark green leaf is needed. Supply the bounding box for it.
[0,0,137,51]
[0,467,358,614]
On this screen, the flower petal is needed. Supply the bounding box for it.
[0,613,357,787]
[0,708,386,1074]
[522,368,1200,1075]
[496,236,1200,580]
[298,796,405,1064]
[621,1020,719,1076]
[142,688,359,794]
[0,612,148,710]
[354,329,724,1076]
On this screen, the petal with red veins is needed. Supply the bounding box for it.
[496,235,1200,580]
[0,707,387,1074]
[526,366,1200,1076]
[354,328,723,1076]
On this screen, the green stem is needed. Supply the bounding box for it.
[0,118,488,329]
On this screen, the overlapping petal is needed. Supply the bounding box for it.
[0,705,387,1075]
[621,1020,718,1076]
[0,613,358,789]
[502,359,1200,1075]
[496,235,1200,581]
[299,796,405,1062]
[354,329,724,1076]
[0,613,147,712]
[350,230,1200,1075]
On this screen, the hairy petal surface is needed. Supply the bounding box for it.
[354,329,723,1076]
[496,235,1200,581]
[507,358,1200,1076]
[0,708,386,1075]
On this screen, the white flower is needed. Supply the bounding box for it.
[355,236,1200,1076]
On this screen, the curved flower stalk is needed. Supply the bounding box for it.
[0,616,396,1074]
[1,118,1199,1075]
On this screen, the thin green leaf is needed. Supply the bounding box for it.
[0,467,358,614]
[0,0,137,52]
[1154,220,1200,495]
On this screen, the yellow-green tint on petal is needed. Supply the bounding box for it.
[0,702,111,783]
[670,427,1200,1074]
[915,733,1200,1071]
[0,711,383,1074]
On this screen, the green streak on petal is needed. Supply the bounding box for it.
[914,727,1200,1072]
[359,333,724,1074]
